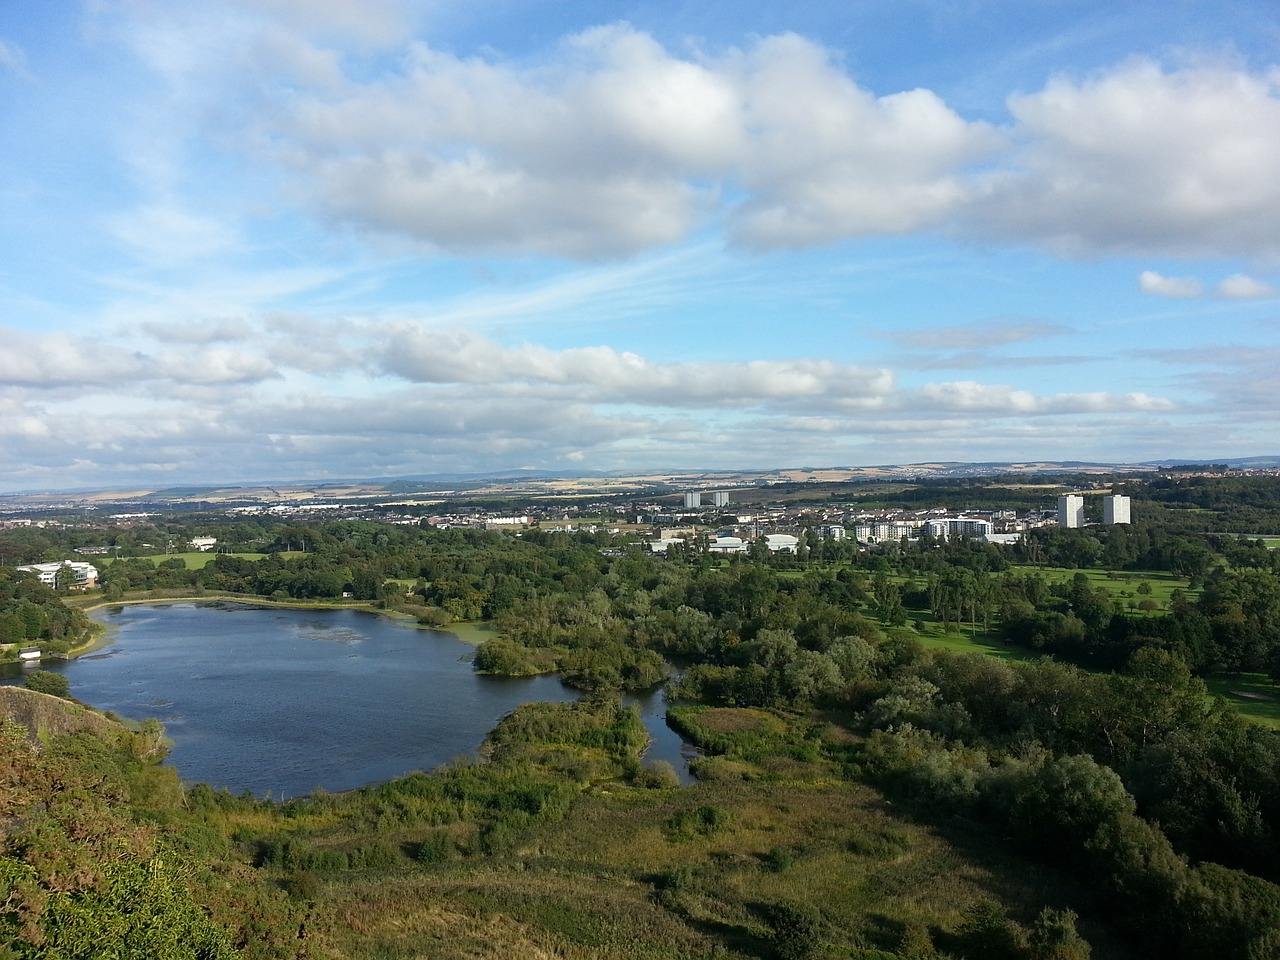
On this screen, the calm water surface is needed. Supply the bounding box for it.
[9,602,696,796]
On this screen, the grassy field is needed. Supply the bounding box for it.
[1204,673,1280,728]
[99,551,270,570]
[1025,566,1196,608]
[443,621,501,645]
[911,619,1038,662]
[303,708,1133,960]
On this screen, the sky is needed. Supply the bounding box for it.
[2,1,1279,491]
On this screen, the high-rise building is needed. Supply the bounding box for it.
[683,492,701,509]
[709,491,730,508]
[1103,494,1131,525]
[1058,494,1085,528]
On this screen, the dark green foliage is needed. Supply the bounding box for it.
[767,901,823,960]
[22,669,69,698]
[1028,908,1091,959]
[9,496,1280,958]
[666,804,734,840]
[0,853,235,959]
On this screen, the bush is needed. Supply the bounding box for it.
[633,760,680,789]
[23,669,70,698]
[768,901,823,960]
[666,804,734,840]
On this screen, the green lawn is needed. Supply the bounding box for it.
[442,621,500,645]
[910,617,1038,662]
[100,551,268,570]
[1016,565,1197,611]
[1203,673,1280,727]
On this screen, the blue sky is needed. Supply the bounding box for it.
[1,1,1279,490]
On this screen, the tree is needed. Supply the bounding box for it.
[24,669,70,699]
[1028,908,1092,960]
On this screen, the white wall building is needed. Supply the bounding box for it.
[683,492,702,509]
[764,534,799,553]
[1103,494,1131,525]
[16,561,99,589]
[1058,495,1085,529]
[853,521,919,543]
[648,537,685,554]
[708,536,747,554]
[924,518,994,541]
[709,491,730,508]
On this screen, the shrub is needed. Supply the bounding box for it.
[633,760,680,789]
[23,669,70,698]
[768,901,823,960]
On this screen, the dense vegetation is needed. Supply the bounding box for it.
[4,472,1280,957]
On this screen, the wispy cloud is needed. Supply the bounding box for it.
[1218,273,1277,299]
[1139,270,1204,298]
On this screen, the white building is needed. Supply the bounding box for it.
[1058,495,1085,529]
[683,492,702,509]
[708,536,747,554]
[16,561,99,590]
[709,491,730,508]
[1103,494,1131,525]
[190,536,218,551]
[648,537,685,554]
[819,524,846,540]
[924,518,994,541]
[764,534,799,553]
[853,521,919,543]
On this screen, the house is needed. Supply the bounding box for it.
[190,537,218,551]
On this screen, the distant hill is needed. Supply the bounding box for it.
[3,457,1278,510]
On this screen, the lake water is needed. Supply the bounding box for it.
[3,602,697,796]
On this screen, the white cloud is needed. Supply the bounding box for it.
[1139,270,1203,298]
[376,326,895,405]
[881,319,1072,350]
[0,38,31,79]
[912,381,1173,415]
[256,25,1001,257]
[235,0,416,48]
[107,203,240,265]
[729,34,1003,247]
[983,60,1280,257]
[140,318,257,344]
[1217,273,1277,299]
[91,7,1280,261]
[0,329,278,389]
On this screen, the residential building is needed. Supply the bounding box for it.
[683,492,702,509]
[924,517,994,541]
[1103,494,1131,525]
[1058,495,1085,529]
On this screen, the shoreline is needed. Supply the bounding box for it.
[69,592,495,654]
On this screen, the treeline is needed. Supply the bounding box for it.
[0,567,89,652]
